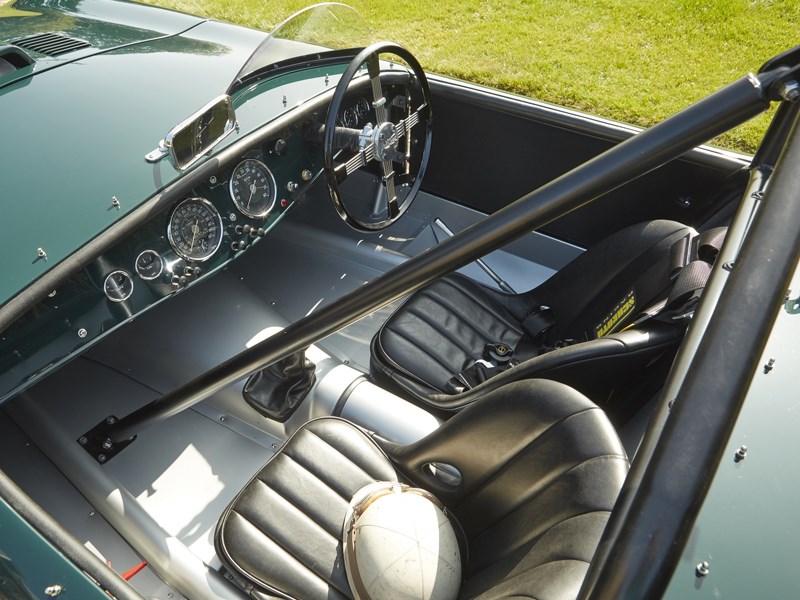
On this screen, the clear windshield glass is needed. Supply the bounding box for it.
[231,3,372,87]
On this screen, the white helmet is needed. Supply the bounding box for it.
[343,482,464,600]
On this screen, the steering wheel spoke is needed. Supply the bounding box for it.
[323,42,432,231]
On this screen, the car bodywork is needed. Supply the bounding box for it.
[1,0,799,598]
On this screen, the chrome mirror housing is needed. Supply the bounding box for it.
[146,95,237,170]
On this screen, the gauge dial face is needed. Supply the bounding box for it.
[168,197,223,262]
[355,98,371,120]
[342,106,358,127]
[104,270,134,302]
[135,249,164,281]
[229,159,277,218]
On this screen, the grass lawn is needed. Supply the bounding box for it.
[148,0,798,154]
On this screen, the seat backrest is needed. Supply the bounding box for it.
[381,379,629,599]
[526,220,694,344]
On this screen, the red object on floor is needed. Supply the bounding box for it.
[121,561,148,581]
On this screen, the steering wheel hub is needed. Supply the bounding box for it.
[372,121,399,161]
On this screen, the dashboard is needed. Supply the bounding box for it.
[0,93,377,402]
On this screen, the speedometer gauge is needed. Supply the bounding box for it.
[229,159,277,218]
[168,197,223,262]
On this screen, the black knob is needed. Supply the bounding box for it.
[193,267,202,277]
[242,224,252,234]
[234,225,244,235]
[273,139,288,155]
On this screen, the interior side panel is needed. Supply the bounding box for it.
[423,85,748,245]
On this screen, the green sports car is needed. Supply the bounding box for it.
[1,1,799,598]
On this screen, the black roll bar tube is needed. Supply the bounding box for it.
[579,103,800,600]
[103,73,772,446]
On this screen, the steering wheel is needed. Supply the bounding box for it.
[323,42,432,231]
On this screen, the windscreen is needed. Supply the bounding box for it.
[230,3,372,88]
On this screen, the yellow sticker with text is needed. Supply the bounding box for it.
[595,289,636,338]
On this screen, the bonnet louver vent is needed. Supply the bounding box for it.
[13,32,91,57]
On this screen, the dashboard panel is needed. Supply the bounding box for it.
[0,90,385,402]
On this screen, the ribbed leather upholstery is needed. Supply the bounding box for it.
[216,379,629,600]
[372,220,693,404]
[215,419,398,600]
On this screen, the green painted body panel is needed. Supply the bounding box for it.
[663,263,800,598]
[0,0,205,83]
[0,17,268,305]
[0,498,110,599]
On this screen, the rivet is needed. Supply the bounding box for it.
[734,445,748,463]
[696,561,710,577]
[764,358,775,374]
[722,261,735,271]
[77,328,88,339]
[219,416,226,422]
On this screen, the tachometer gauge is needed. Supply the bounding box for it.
[135,249,164,280]
[104,270,134,302]
[229,159,277,218]
[168,197,223,262]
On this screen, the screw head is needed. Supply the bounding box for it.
[735,445,748,463]
[696,561,710,577]
[78,436,88,446]
[97,454,107,463]
[77,328,88,339]
[102,438,113,450]
[105,416,116,425]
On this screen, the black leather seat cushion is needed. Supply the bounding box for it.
[215,419,398,600]
[216,379,629,600]
[371,220,693,404]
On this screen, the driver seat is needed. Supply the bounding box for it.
[370,220,724,411]
[215,379,628,600]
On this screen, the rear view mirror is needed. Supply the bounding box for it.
[146,95,237,170]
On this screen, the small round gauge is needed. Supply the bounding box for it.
[135,249,164,281]
[355,97,371,119]
[104,270,134,303]
[168,197,223,262]
[229,159,277,218]
[342,106,358,127]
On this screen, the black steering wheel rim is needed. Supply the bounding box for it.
[323,42,433,231]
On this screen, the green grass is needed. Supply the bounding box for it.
[147,0,799,153]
